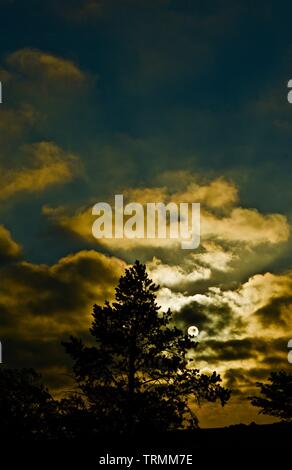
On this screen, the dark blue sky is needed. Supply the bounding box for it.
[1,0,292,260]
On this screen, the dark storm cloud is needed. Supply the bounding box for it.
[255,295,292,327]
[175,301,243,337]
[174,302,210,329]
[0,238,126,383]
[223,368,248,396]
[199,338,257,362]
[223,367,269,398]
[224,359,291,398]
[0,250,125,323]
[197,337,289,363]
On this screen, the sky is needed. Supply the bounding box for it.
[0,0,291,427]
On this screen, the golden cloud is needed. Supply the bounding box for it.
[0,249,126,339]
[202,207,289,245]
[170,177,239,208]
[124,176,238,208]
[0,225,22,261]
[43,173,290,251]
[203,270,292,342]
[0,142,82,200]
[218,271,292,317]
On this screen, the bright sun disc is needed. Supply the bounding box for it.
[188,326,199,337]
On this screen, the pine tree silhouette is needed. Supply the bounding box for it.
[63,260,230,435]
[249,370,292,421]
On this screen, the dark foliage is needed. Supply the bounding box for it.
[0,368,55,439]
[249,370,292,421]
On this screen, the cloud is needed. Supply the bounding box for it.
[0,104,37,143]
[0,225,22,263]
[198,337,270,362]
[43,172,290,255]
[170,177,239,209]
[202,207,289,245]
[7,49,86,84]
[124,176,238,209]
[148,257,211,287]
[0,245,126,379]
[217,271,292,318]
[40,172,291,383]
[0,49,91,131]
[187,270,292,351]
[0,249,125,335]
[255,296,292,327]
[145,259,291,406]
[194,335,290,400]
[194,241,236,272]
[0,49,89,207]
[175,301,240,339]
[155,287,208,313]
[0,142,82,200]
[0,48,92,179]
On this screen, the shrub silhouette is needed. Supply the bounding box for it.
[249,370,292,421]
[63,260,230,435]
[0,368,56,439]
